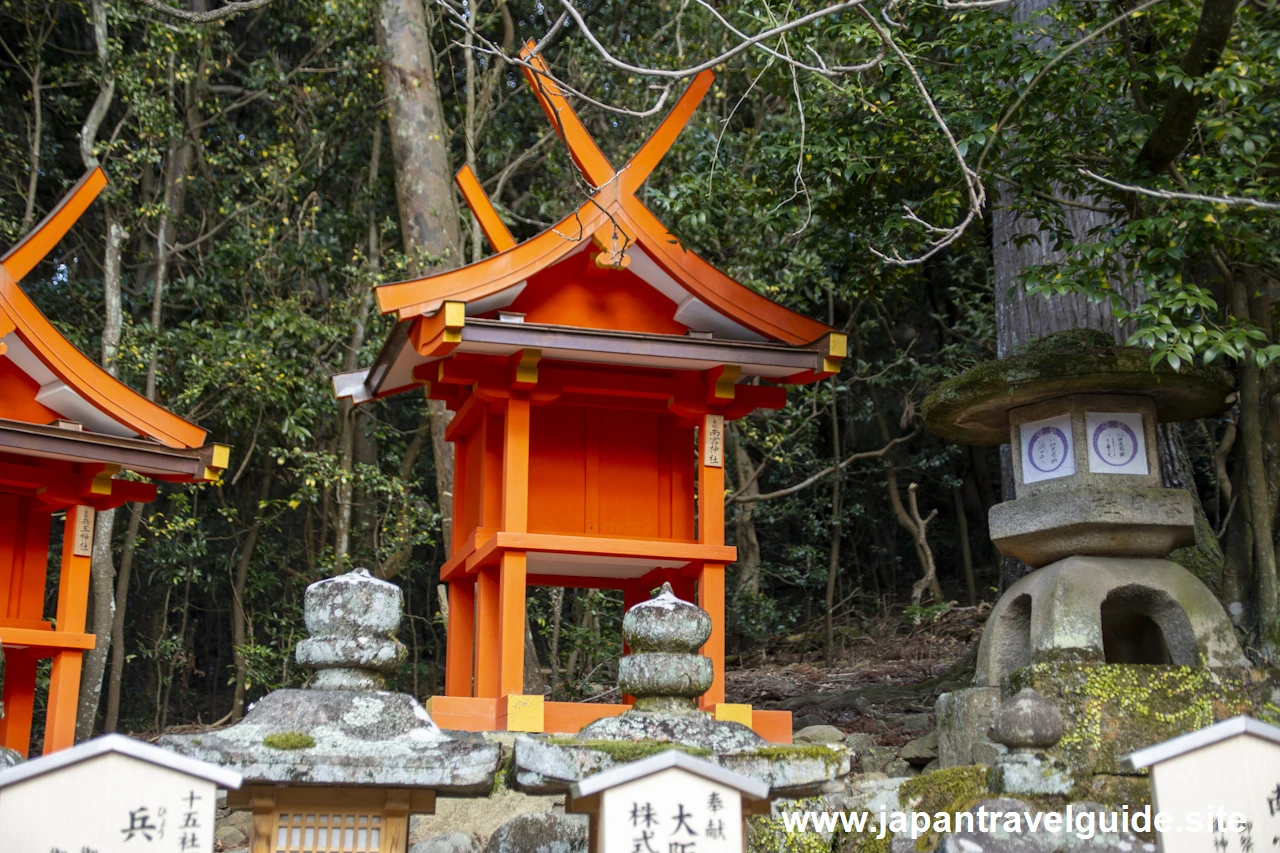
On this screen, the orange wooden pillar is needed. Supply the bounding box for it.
[474,568,500,698]
[0,651,37,753]
[0,498,52,757]
[44,505,93,753]
[444,579,476,697]
[697,415,726,709]
[498,396,531,698]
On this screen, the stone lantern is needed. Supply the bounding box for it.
[162,569,500,853]
[923,331,1276,786]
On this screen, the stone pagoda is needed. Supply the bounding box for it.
[513,583,851,797]
[922,331,1277,786]
[162,569,500,849]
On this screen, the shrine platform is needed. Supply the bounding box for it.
[424,696,793,744]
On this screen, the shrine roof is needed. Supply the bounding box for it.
[1122,715,1280,770]
[337,45,843,405]
[570,749,770,801]
[0,733,243,790]
[0,168,227,481]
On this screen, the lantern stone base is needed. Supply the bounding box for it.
[1005,662,1280,776]
[988,487,1195,567]
[976,557,1246,686]
[512,730,850,798]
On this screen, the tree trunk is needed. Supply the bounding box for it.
[1236,270,1278,657]
[231,470,273,721]
[377,0,462,550]
[824,378,843,667]
[103,503,142,732]
[730,426,763,596]
[335,128,383,570]
[377,0,462,270]
[73,0,122,738]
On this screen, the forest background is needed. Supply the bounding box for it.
[0,0,1275,746]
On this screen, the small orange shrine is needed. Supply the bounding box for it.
[334,45,845,741]
[0,169,228,757]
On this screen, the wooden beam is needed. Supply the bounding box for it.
[621,71,715,194]
[456,165,517,253]
[0,627,95,650]
[1,168,106,282]
[518,41,615,188]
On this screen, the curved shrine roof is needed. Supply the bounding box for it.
[340,44,843,404]
[0,168,226,481]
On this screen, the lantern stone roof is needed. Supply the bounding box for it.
[0,734,243,791]
[922,330,1234,446]
[0,168,228,481]
[1122,716,1280,771]
[334,44,844,405]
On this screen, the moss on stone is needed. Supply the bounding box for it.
[920,330,1234,445]
[753,744,847,772]
[750,796,835,853]
[545,738,712,763]
[897,766,991,851]
[1009,663,1279,774]
[262,731,315,750]
[491,744,515,795]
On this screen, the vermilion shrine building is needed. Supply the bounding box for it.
[335,46,845,740]
[0,169,227,757]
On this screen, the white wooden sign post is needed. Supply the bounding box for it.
[1124,716,1280,853]
[567,750,770,853]
[0,733,242,853]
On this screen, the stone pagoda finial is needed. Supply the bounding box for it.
[295,568,407,690]
[618,582,714,714]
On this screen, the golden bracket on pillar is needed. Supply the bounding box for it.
[510,348,542,390]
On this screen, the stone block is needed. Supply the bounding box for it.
[410,832,481,853]
[971,741,1007,765]
[987,753,1072,796]
[215,822,248,848]
[794,713,824,729]
[937,687,1001,768]
[900,731,938,765]
[989,487,1194,567]
[794,724,846,744]
[885,758,918,777]
[844,732,877,753]
[860,746,898,775]
[410,788,562,846]
[1005,662,1279,775]
[481,812,587,853]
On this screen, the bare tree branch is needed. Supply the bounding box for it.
[134,0,274,24]
[733,426,922,504]
[1078,168,1280,211]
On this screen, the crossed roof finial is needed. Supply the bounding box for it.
[453,43,715,270]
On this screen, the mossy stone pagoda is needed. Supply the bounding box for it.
[335,44,845,740]
[0,169,228,758]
